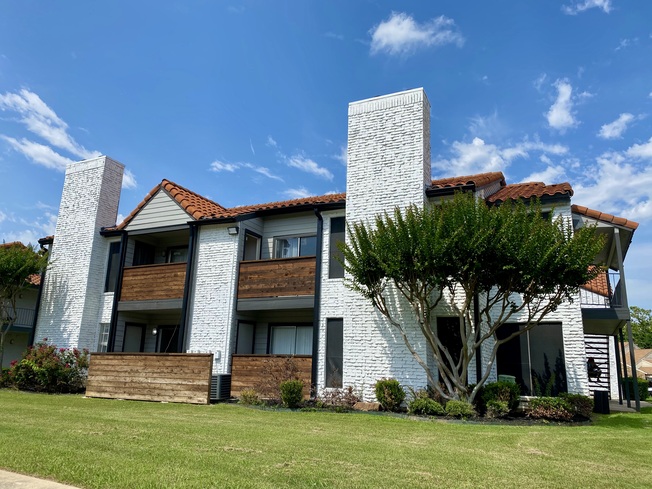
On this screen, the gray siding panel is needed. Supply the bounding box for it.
[126,190,192,231]
[260,213,318,259]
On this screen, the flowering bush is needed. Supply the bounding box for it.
[5,339,89,393]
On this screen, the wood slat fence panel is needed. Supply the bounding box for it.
[120,263,186,302]
[231,354,312,399]
[237,257,315,299]
[86,353,213,404]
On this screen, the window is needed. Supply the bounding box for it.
[274,236,316,259]
[270,325,313,355]
[436,317,463,375]
[325,318,343,388]
[496,323,567,396]
[104,242,121,292]
[133,241,155,266]
[329,217,345,279]
[157,325,180,353]
[97,323,110,352]
[167,246,188,263]
[243,232,261,261]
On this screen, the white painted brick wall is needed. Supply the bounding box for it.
[186,224,240,374]
[36,156,123,351]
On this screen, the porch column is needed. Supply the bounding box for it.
[108,232,128,352]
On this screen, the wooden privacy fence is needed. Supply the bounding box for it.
[231,354,312,399]
[237,257,316,299]
[86,353,213,404]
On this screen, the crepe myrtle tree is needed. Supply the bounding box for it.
[341,192,604,403]
[0,242,48,367]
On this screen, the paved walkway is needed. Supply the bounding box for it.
[0,470,80,489]
[609,399,651,412]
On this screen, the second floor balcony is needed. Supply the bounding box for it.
[120,262,186,303]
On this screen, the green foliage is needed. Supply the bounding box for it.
[408,397,445,416]
[238,388,262,406]
[528,397,574,421]
[478,381,521,414]
[622,377,650,401]
[279,379,304,408]
[342,192,604,402]
[445,400,476,418]
[486,400,510,418]
[559,393,593,419]
[6,340,89,393]
[630,306,652,349]
[0,367,10,387]
[374,378,405,412]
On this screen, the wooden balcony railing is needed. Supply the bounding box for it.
[120,263,186,302]
[231,354,312,399]
[237,256,316,299]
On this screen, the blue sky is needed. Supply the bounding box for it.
[1,1,651,308]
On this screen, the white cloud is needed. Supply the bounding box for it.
[533,73,548,92]
[433,137,568,176]
[1,136,74,171]
[369,12,464,56]
[0,210,6,224]
[252,166,284,182]
[521,165,567,184]
[325,32,344,41]
[287,154,333,180]
[547,79,578,132]
[282,187,312,200]
[210,160,239,172]
[598,113,636,139]
[122,169,137,189]
[266,135,277,148]
[249,138,255,156]
[0,89,99,159]
[626,137,652,159]
[333,145,347,166]
[562,0,612,15]
[3,211,58,246]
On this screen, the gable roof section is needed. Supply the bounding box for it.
[113,179,227,230]
[571,205,639,231]
[430,172,506,190]
[486,182,573,204]
[202,193,347,220]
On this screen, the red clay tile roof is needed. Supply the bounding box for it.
[430,172,505,189]
[28,274,41,286]
[202,193,346,220]
[114,179,227,230]
[571,205,639,231]
[581,268,609,297]
[486,182,573,203]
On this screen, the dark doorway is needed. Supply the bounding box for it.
[123,322,145,352]
[157,325,180,353]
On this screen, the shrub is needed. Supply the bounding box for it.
[238,388,261,406]
[254,356,301,401]
[528,397,573,421]
[374,378,405,412]
[317,386,360,410]
[560,393,593,419]
[445,400,476,418]
[622,378,650,401]
[6,341,89,393]
[486,400,510,419]
[479,381,521,414]
[280,379,304,408]
[408,397,445,416]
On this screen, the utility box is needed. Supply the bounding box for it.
[593,390,610,414]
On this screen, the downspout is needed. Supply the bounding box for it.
[474,293,481,384]
[177,223,197,353]
[107,232,128,352]
[311,208,324,393]
[28,243,50,347]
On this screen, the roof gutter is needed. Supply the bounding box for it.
[425,184,475,198]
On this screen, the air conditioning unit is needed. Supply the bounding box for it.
[210,374,232,401]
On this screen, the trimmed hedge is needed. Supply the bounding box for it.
[622,378,649,401]
[375,379,405,412]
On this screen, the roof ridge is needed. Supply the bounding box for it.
[571,204,639,231]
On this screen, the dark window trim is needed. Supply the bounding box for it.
[157,324,180,353]
[325,317,343,388]
[104,241,122,293]
[272,234,317,259]
[266,322,313,355]
[242,230,263,261]
[235,320,256,354]
[123,322,146,352]
[166,244,189,263]
[328,216,345,279]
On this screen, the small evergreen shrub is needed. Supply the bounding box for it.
[622,378,650,401]
[0,368,10,388]
[280,379,304,408]
[560,393,593,419]
[6,340,89,393]
[238,388,261,406]
[445,400,476,418]
[528,397,573,421]
[480,381,521,414]
[486,400,510,418]
[408,397,445,416]
[374,378,405,412]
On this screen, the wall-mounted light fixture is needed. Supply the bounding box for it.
[227,226,239,236]
[152,327,158,336]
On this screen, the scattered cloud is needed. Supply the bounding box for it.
[251,165,283,182]
[626,136,652,159]
[333,145,347,166]
[533,73,548,92]
[546,79,578,133]
[521,165,567,184]
[433,137,567,176]
[325,32,344,41]
[467,111,506,140]
[615,38,637,51]
[0,89,99,160]
[598,113,638,139]
[122,169,137,189]
[266,135,277,148]
[287,154,334,180]
[1,136,74,171]
[369,12,464,56]
[2,211,58,246]
[210,160,239,172]
[249,138,255,156]
[0,209,6,224]
[282,187,312,200]
[562,0,612,15]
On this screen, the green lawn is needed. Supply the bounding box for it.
[0,391,650,488]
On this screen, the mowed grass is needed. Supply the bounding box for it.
[0,391,650,489]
